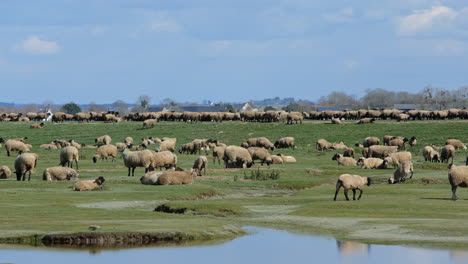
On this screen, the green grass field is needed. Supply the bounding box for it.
[0,120,467,248]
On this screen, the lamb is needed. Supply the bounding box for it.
[277,153,297,163]
[316,139,332,151]
[93,145,118,163]
[343,148,355,158]
[122,148,153,176]
[332,154,357,166]
[389,161,414,184]
[333,174,371,201]
[30,122,44,128]
[388,137,409,150]
[357,158,388,169]
[59,146,79,170]
[422,146,440,162]
[4,139,30,156]
[140,171,161,185]
[156,170,194,185]
[363,137,380,148]
[191,156,208,176]
[367,145,398,159]
[42,166,78,181]
[247,147,273,166]
[223,145,253,168]
[95,135,112,146]
[274,137,295,149]
[150,151,177,170]
[212,145,226,164]
[445,139,467,150]
[73,176,105,191]
[14,153,38,181]
[0,166,12,179]
[384,151,412,168]
[441,145,456,164]
[142,119,157,128]
[449,165,468,200]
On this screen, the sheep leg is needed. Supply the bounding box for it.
[28,171,31,181]
[127,167,131,176]
[451,186,458,201]
[352,189,356,200]
[357,189,363,200]
[344,189,350,201]
[75,160,79,170]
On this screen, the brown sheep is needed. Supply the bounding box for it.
[441,145,456,164]
[333,174,371,201]
[449,165,468,200]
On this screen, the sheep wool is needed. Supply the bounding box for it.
[333,174,371,201]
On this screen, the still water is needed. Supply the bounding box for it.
[1,227,467,264]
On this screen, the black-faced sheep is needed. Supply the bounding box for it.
[43,166,78,181]
[332,154,357,166]
[247,147,272,166]
[14,153,38,181]
[4,139,30,156]
[59,146,79,170]
[0,166,12,179]
[73,176,105,191]
[212,145,226,165]
[30,122,44,129]
[191,156,208,176]
[408,137,417,147]
[277,153,297,163]
[274,137,295,149]
[140,171,161,185]
[367,145,398,159]
[223,145,253,168]
[95,135,112,146]
[389,161,414,184]
[388,137,408,150]
[448,165,468,200]
[357,158,388,169]
[271,155,284,164]
[124,137,134,145]
[156,170,194,185]
[441,145,456,164]
[343,148,355,158]
[93,145,118,163]
[316,139,332,151]
[333,174,371,201]
[384,151,412,168]
[363,137,380,148]
[122,149,153,176]
[330,142,348,150]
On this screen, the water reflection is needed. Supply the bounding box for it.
[1,228,468,264]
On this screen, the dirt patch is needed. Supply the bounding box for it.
[307,169,323,175]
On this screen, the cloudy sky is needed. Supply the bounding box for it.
[1,0,467,104]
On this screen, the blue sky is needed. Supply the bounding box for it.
[0,0,467,104]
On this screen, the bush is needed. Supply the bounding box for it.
[243,168,280,181]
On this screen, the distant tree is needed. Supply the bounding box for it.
[60,102,81,115]
[21,104,39,113]
[87,101,104,112]
[112,100,129,115]
[318,92,357,107]
[264,106,276,111]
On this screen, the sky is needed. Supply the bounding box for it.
[0,0,467,104]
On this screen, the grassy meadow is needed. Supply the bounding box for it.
[0,119,467,248]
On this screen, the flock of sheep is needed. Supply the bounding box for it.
[0,127,467,201]
[1,107,468,125]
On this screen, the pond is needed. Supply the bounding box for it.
[1,227,467,264]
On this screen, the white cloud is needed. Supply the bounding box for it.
[396,6,457,35]
[19,35,60,55]
[323,8,355,23]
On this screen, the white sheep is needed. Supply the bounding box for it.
[43,166,79,181]
[448,165,468,200]
[93,145,118,163]
[95,135,112,146]
[332,154,357,166]
[59,146,79,170]
[223,145,253,168]
[150,151,177,170]
[14,153,38,181]
[5,139,30,156]
[333,174,372,201]
[122,149,153,176]
[422,146,440,162]
[357,158,387,169]
[191,156,208,176]
[140,171,162,185]
[73,176,105,191]
[389,161,414,184]
[384,152,412,168]
[277,153,297,163]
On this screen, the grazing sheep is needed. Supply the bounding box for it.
[191,156,208,176]
[43,166,78,181]
[363,137,380,148]
[286,112,303,124]
[159,139,176,152]
[14,153,38,181]
[441,145,456,164]
[93,145,118,163]
[30,122,44,129]
[277,153,297,163]
[445,139,467,150]
[384,151,412,168]
[316,139,332,151]
[271,155,284,164]
[274,137,295,149]
[356,118,375,124]
[422,146,441,162]
[95,135,112,146]
[367,145,398,159]
[4,139,30,156]
[59,146,79,170]
[343,148,355,158]
[383,135,394,146]
[357,158,388,169]
[156,170,194,185]
[0,166,12,179]
[449,165,468,200]
[253,137,275,150]
[248,147,273,166]
[212,145,226,165]
[143,119,157,128]
[73,176,105,191]
[140,171,162,185]
[408,137,417,147]
[122,149,153,176]
[332,154,357,166]
[150,151,177,170]
[388,137,408,150]
[333,174,371,201]
[223,145,253,168]
[389,161,414,184]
